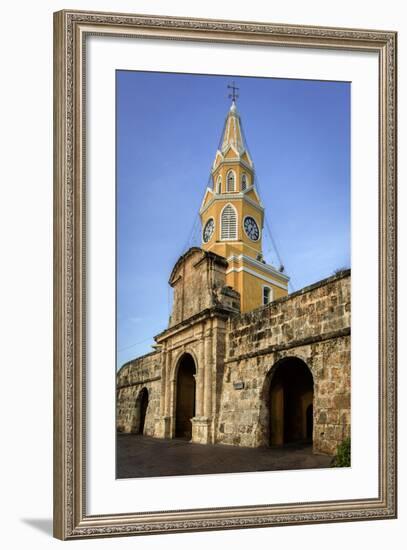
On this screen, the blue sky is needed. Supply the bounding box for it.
[116,71,350,367]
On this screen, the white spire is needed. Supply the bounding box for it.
[221,102,245,154]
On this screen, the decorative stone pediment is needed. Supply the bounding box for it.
[168,247,240,327]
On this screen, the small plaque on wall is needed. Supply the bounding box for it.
[233,381,244,390]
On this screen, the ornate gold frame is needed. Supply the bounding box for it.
[53,9,397,540]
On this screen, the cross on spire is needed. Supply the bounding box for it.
[227,81,239,103]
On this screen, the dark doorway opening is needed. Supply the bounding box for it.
[138,388,149,435]
[306,404,313,442]
[175,354,196,439]
[268,357,314,446]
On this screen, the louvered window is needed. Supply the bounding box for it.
[226,170,235,192]
[221,204,237,240]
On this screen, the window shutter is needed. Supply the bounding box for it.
[227,171,235,192]
[221,205,237,239]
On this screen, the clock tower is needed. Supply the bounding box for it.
[200,92,289,312]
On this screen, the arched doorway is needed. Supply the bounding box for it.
[175,353,196,439]
[268,357,313,446]
[133,387,149,435]
[138,388,149,435]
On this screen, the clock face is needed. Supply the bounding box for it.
[244,216,260,241]
[203,218,215,243]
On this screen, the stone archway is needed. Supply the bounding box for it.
[175,353,196,439]
[133,387,149,435]
[267,357,314,446]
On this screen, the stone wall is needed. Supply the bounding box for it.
[216,271,351,454]
[168,247,240,327]
[116,259,351,457]
[226,271,350,358]
[116,351,161,435]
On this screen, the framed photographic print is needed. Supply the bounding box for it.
[53,9,397,540]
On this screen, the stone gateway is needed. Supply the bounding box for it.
[117,248,350,456]
[116,98,351,458]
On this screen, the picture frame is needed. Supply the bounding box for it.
[53,9,397,540]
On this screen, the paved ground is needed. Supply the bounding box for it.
[116,434,333,478]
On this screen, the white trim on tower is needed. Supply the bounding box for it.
[199,192,264,216]
[226,266,288,290]
[227,253,290,281]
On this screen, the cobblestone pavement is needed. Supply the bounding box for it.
[116,434,333,478]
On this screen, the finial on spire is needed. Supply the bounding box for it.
[227,81,239,103]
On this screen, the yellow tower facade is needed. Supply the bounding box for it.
[200,99,289,312]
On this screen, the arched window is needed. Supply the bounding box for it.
[241,173,247,191]
[226,170,235,192]
[217,175,222,194]
[263,286,273,305]
[221,204,237,240]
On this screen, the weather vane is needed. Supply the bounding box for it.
[227,81,239,102]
